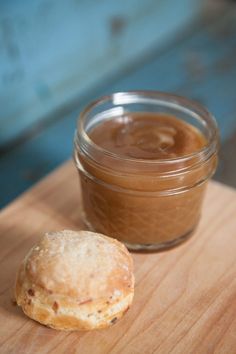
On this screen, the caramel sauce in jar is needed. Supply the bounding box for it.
[74,92,218,251]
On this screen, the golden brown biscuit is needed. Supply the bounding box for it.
[15,230,134,330]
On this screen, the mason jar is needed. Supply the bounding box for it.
[74,91,219,251]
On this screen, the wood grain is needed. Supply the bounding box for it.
[0,160,236,354]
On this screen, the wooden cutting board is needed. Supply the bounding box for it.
[0,161,236,354]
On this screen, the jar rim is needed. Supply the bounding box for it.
[77,90,219,166]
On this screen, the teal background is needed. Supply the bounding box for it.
[0,0,236,208]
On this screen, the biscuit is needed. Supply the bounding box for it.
[15,230,134,330]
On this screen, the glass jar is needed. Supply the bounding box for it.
[74,91,219,251]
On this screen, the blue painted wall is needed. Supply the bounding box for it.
[1,1,236,208]
[0,0,200,145]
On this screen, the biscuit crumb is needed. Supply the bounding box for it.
[52,301,59,313]
[28,289,35,296]
[110,317,117,324]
